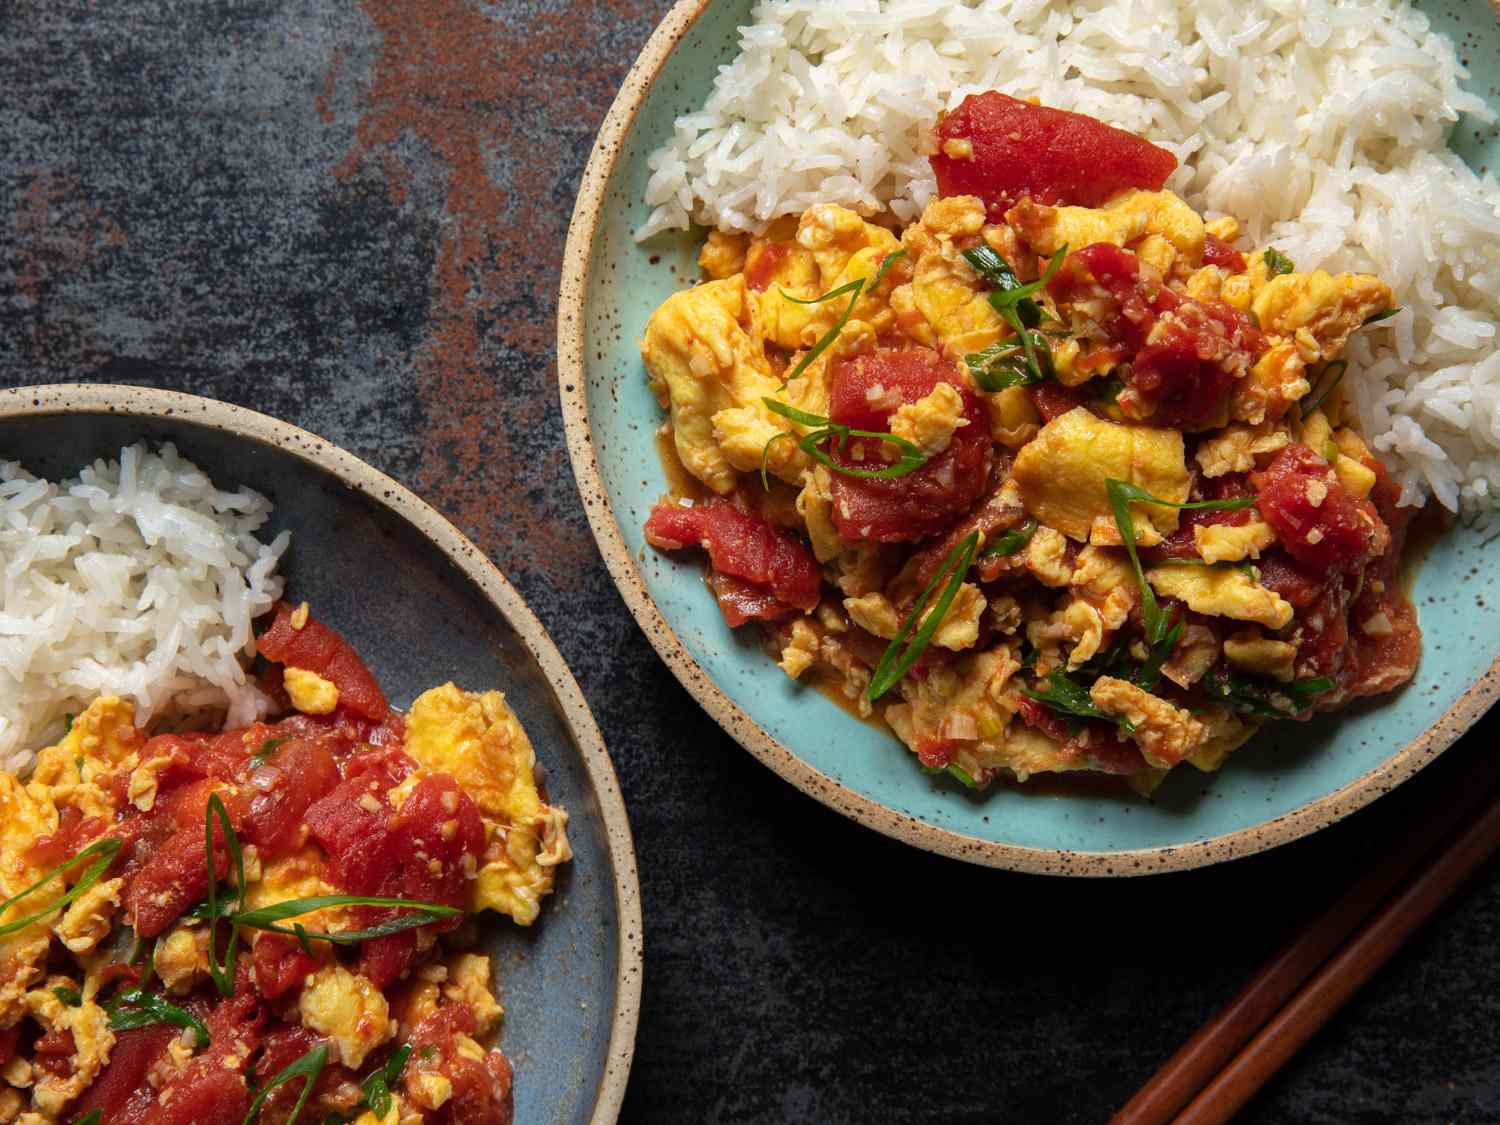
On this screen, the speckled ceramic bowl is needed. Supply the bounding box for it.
[1,384,641,1124]
[558,0,1500,875]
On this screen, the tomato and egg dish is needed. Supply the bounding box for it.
[0,603,569,1125]
[641,93,1420,791]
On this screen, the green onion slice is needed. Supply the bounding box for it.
[0,837,121,939]
[1104,478,1256,649]
[243,1042,328,1125]
[1362,307,1399,326]
[1263,247,1295,277]
[204,793,246,997]
[230,895,461,945]
[760,398,929,482]
[1301,360,1347,419]
[107,988,210,1048]
[52,986,83,1007]
[987,243,1068,313]
[981,519,1037,558]
[780,250,905,384]
[250,736,292,768]
[360,1044,413,1119]
[1201,670,1334,718]
[73,1112,101,1125]
[867,531,980,701]
[1023,669,1112,725]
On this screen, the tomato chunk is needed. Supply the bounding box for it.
[126,810,241,938]
[257,602,389,720]
[826,349,992,543]
[1202,232,1246,273]
[744,242,791,292]
[1129,300,1263,428]
[645,498,821,626]
[408,1007,514,1125]
[1256,550,1329,609]
[242,739,342,859]
[143,986,263,1125]
[931,92,1177,219]
[1027,381,1090,423]
[251,934,322,1000]
[72,1025,179,1125]
[306,772,482,987]
[1252,443,1384,572]
[1015,698,1145,775]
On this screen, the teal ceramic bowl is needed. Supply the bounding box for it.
[3,385,642,1122]
[559,0,1500,875]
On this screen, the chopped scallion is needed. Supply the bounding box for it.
[867,531,980,701]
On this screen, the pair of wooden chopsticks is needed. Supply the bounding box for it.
[1112,741,1500,1125]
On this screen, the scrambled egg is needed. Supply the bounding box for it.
[640,156,1409,791]
[0,672,561,1124]
[404,685,571,927]
[298,965,394,1069]
[1012,408,1190,543]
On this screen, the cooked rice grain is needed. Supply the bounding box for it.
[0,444,288,772]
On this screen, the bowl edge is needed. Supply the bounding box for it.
[0,382,644,1122]
[553,0,1500,876]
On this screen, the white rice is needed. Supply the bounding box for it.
[0,444,289,773]
[636,0,1500,511]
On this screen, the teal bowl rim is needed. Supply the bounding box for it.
[2,383,643,1122]
[557,0,1500,875]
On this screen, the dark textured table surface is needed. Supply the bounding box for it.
[3,2,1498,1122]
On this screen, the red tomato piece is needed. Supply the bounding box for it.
[71,1025,179,1125]
[1293,584,1353,685]
[251,934,322,1000]
[24,806,105,870]
[644,498,822,624]
[1256,550,1330,610]
[1202,232,1247,273]
[142,1061,248,1125]
[33,1027,74,1078]
[914,737,957,770]
[1252,443,1384,572]
[408,1008,514,1125]
[142,987,263,1125]
[438,1051,515,1125]
[744,242,791,292]
[252,1024,351,1118]
[306,772,483,987]
[826,349,992,543]
[931,92,1177,219]
[243,740,342,859]
[1027,381,1090,423]
[303,774,405,894]
[1129,301,1264,428]
[257,602,389,720]
[126,813,240,938]
[356,775,484,987]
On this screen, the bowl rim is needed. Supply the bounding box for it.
[556,0,1500,876]
[2,382,643,1123]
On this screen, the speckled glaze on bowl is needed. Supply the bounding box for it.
[1,385,641,1124]
[559,0,1500,875]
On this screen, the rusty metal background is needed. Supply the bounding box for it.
[2,2,1498,1121]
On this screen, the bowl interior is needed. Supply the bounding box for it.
[3,406,630,1123]
[573,0,1500,867]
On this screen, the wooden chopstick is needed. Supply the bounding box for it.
[1169,788,1500,1124]
[1112,742,1500,1125]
